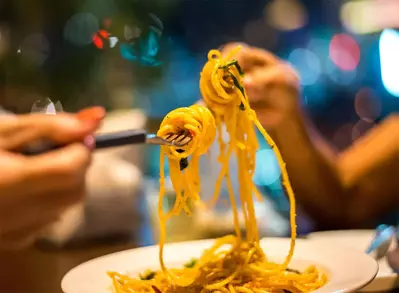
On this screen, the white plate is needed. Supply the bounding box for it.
[62,238,378,293]
[308,230,399,292]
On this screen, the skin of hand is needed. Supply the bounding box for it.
[0,108,104,249]
[221,43,302,129]
[221,43,399,228]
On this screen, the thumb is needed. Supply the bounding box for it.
[0,113,101,151]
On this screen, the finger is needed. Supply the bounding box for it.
[243,63,300,102]
[76,107,105,150]
[77,106,106,122]
[221,43,278,71]
[219,42,248,52]
[0,113,101,150]
[220,42,250,58]
[17,144,90,197]
[68,106,105,150]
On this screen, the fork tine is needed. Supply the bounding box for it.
[177,133,190,142]
[174,134,187,142]
[162,131,192,146]
[165,133,178,141]
[164,133,174,140]
[179,136,192,145]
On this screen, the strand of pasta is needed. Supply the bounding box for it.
[199,47,296,267]
[157,104,216,285]
[107,48,326,293]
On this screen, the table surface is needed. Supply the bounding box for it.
[0,239,138,293]
[1,241,398,293]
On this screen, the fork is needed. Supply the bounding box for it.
[365,225,395,256]
[21,129,192,156]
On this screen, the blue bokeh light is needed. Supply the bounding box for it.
[288,48,321,86]
[253,149,281,187]
[326,58,357,86]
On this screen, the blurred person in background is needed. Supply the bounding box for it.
[220,43,399,229]
[0,109,102,249]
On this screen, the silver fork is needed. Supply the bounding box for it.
[21,129,192,156]
[146,132,192,147]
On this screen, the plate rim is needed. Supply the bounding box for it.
[61,237,378,293]
[308,229,398,292]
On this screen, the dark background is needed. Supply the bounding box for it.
[0,0,398,223]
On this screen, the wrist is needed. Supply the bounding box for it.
[267,106,307,141]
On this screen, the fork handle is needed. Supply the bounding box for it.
[95,129,147,149]
[21,129,147,156]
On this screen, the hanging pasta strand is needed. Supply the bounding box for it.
[107,48,326,293]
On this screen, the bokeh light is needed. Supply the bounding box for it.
[325,59,357,85]
[19,33,50,66]
[54,101,64,112]
[329,34,360,71]
[31,98,56,114]
[354,87,381,122]
[379,29,399,97]
[92,29,109,49]
[265,0,307,31]
[266,179,283,191]
[332,123,355,149]
[288,48,321,86]
[148,13,164,35]
[64,13,99,46]
[120,13,164,66]
[109,37,118,48]
[341,0,399,35]
[307,38,329,64]
[253,149,281,187]
[104,18,112,29]
[352,119,375,141]
[124,25,142,41]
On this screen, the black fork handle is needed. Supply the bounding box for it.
[95,129,147,148]
[21,129,147,156]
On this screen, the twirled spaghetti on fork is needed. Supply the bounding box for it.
[108,47,327,293]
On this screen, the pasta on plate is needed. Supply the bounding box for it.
[108,47,327,293]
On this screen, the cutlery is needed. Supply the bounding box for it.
[21,129,192,156]
[365,224,396,260]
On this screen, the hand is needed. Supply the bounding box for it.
[0,110,103,249]
[221,43,301,129]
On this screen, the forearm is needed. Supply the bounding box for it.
[268,109,358,228]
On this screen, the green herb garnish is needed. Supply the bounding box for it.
[219,60,244,76]
[184,258,197,268]
[175,149,189,171]
[139,270,156,280]
[218,60,247,111]
[179,157,189,171]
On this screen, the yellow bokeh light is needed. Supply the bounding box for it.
[341,0,399,34]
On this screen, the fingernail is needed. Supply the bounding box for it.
[80,119,100,133]
[77,106,105,122]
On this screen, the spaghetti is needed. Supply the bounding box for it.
[108,48,327,293]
